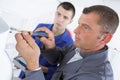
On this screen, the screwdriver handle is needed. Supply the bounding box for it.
[28,31,48,38]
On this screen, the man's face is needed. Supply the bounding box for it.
[74,12,104,52]
[53,6,73,30]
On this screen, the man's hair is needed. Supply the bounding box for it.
[57,2,75,19]
[83,5,119,34]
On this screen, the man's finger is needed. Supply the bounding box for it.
[15,33,24,42]
[21,32,38,49]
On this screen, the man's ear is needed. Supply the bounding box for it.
[102,33,113,44]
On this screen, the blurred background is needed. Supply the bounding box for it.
[0,0,120,80]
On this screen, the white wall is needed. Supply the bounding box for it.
[0,0,59,30]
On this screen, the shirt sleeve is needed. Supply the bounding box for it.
[22,70,45,80]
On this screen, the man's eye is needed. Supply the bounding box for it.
[57,13,61,16]
[83,25,89,30]
[64,16,68,19]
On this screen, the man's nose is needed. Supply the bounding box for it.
[58,16,64,22]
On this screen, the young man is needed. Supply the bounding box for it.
[29,2,75,80]
[15,5,119,80]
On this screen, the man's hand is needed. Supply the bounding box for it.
[35,27,55,50]
[41,66,48,73]
[15,32,40,70]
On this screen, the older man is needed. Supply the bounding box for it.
[15,5,119,80]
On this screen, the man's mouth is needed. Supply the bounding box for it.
[56,23,61,26]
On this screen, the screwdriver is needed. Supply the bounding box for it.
[28,31,48,38]
[10,27,48,38]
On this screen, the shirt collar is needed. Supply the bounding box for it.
[77,45,108,58]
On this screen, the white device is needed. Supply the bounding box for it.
[13,56,26,71]
[0,17,13,80]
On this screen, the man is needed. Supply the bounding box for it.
[19,2,75,80]
[15,5,119,80]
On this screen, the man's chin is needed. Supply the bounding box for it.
[74,42,78,47]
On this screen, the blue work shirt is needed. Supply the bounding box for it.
[33,23,74,80]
